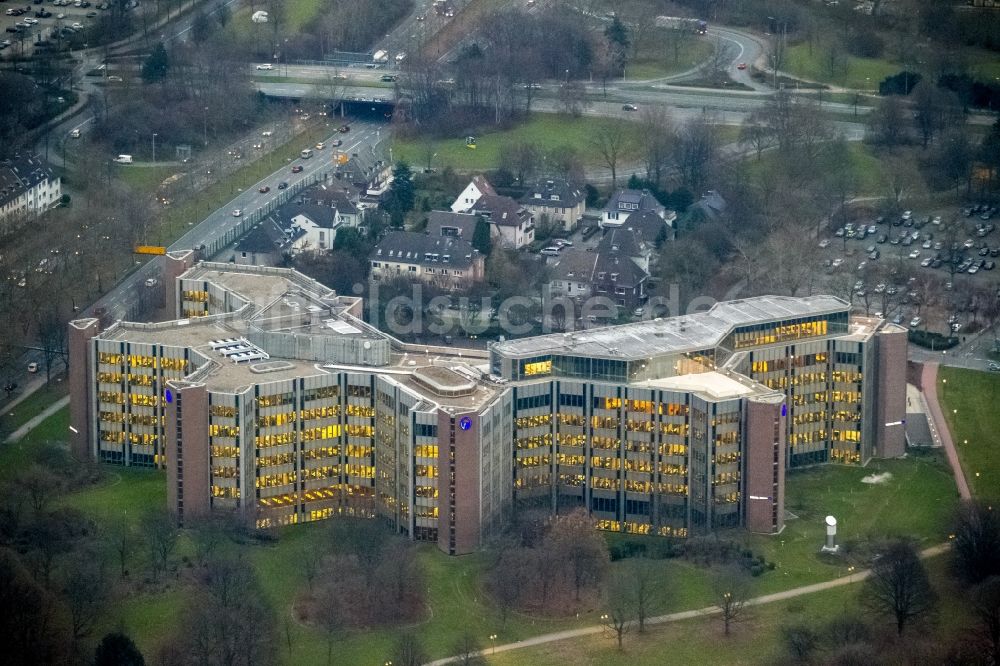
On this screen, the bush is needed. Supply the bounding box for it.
[908,329,959,350]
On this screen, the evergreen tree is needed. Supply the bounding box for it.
[94,632,145,666]
[472,217,492,255]
[604,15,630,75]
[141,43,170,83]
[389,162,415,214]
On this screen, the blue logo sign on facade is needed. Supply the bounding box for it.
[164,389,173,404]
[459,416,472,431]
[781,403,787,418]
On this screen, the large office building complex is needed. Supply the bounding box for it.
[69,257,906,554]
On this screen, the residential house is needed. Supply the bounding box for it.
[234,218,301,266]
[0,155,61,223]
[308,185,362,228]
[619,209,673,248]
[548,243,649,311]
[597,227,652,273]
[519,178,586,232]
[472,194,534,249]
[370,231,485,289]
[600,188,676,230]
[685,189,727,227]
[331,151,392,208]
[450,175,496,213]
[426,210,482,240]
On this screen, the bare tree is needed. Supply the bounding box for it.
[639,106,674,185]
[590,121,633,189]
[451,631,484,666]
[143,508,178,581]
[604,572,633,649]
[627,557,658,633]
[863,540,937,635]
[556,80,589,118]
[972,576,1000,666]
[674,117,719,193]
[713,567,751,636]
[952,499,1000,585]
[61,544,109,645]
[392,632,428,666]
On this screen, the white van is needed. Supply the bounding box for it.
[300,148,313,159]
[114,154,133,164]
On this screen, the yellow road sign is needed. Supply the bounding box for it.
[134,245,167,255]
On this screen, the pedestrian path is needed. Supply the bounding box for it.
[920,362,971,499]
[4,395,70,444]
[424,543,949,665]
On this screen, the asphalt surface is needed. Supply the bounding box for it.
[81,119,385,322]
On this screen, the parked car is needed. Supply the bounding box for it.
[540,247,562,256]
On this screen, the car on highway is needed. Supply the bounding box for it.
[291,165,303,173]
[988,361,1000,372]
[315,142,325,150]
[381,74,398,82]
[331,139,342,147]
[338,125,350,133]
[277,181,288,190]
[256,63,273,70]
[259,185,270,193]
[261,130,273,137]
[737,62,747,70]
[232,209,242,217]
[622,103,638,111]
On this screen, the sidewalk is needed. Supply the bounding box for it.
[920,362,971,500]
[424,543,950,665]
[4,395,70,444]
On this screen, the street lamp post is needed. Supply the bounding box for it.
[203,107,209,146]
[489,634,497,654]
[152,132,158,163]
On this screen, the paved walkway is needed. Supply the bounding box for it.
[424,544,950,665]
[920,362,972,500]
[4,395,70,444]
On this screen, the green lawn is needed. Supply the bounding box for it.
[484,554,966,665]
[743,142,888,196]
[113,165,180,195]
[391,114,645,172]
[785,43,899,91]
[0,380,68,436]
[938,366,1000,498]
[284,0,326,32]
[0,405,70,481]
[748,450,957,593]
[628,33,715,80]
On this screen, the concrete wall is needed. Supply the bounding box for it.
[68,318,100,461]
[744,397,786,534]
[876,329,908,458]
[438,410,482,555]
[164,382,211,525]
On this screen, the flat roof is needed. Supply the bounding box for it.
[633,370,768,401]
[181,263,338,310]
[492,295,852,360]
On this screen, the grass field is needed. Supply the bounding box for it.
[0,380,68,435]
[483,555,966,665]
[748,450,957,593]
[628,33,715,80]
[113,165,180,195]
[391,114,644,172]
[0,404,69,481]
[743,142,888,196]
[938,366,1000,498]
[785,43,899,91]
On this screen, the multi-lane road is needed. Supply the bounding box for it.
[81,120,386,322]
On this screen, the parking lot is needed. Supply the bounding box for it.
[818,203,1000,336]
[1,0,117,55]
